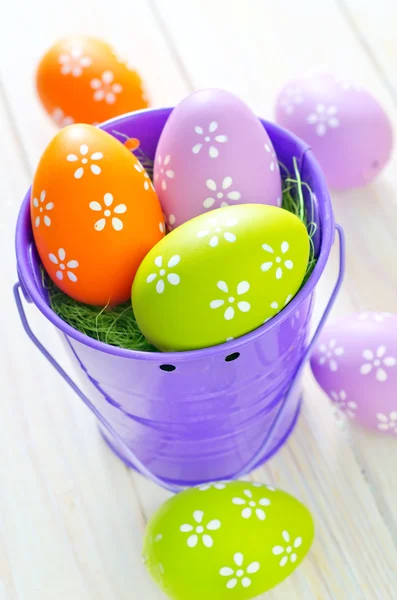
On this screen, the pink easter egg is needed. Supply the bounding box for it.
[275,73,393,190]
[154,88,282,228]
[310,312,397,435]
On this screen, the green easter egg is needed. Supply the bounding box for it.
[132,204,309,351]
[143,481,314,600]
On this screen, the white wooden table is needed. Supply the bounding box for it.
[1,1,397,598]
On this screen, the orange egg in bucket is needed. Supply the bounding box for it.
[36,36,149,126]
[31,124,164,305]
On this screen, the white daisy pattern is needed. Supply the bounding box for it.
[197,217,238,247]
[134,162,155,191]
[261,241,294,279]
[220,553,260,590]
[89,192,127,231]
[66,144,103,179]
[155,155,175,191]
[330,390,357,419]
[180,510,221,548]
[146,255,181,294]
[307,104,339,136]
[192,121,228,158]
[165,213,176,232]
[358,312,392,323]
[280,86,304,115]
[264,143,278,172]
[269,294,293,313]
[376,412,397,434]
[203,177,241,209]
[90,71,123,104]
[272,531,303,567]
[251,482,276,491]
[59,46,92,77]
[198,482,226,491]
[48,248,79,282]
[317,339,344,372]
[232,488,271,520]
[32,190,54,228]
[52,108,74,128]
[360,346,397,382]
[210,281,251,321]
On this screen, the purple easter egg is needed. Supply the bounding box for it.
[275,73,393,190]
[310,312,397,435]
[154,89,282,228]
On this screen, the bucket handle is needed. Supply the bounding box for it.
[14,225,345,493]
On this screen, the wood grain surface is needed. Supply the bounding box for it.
[0,0,396,598]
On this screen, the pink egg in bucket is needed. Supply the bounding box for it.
[14,108,344,492]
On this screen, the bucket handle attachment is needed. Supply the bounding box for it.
[14,225,345,494]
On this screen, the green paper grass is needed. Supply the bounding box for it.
[45,156,318,352]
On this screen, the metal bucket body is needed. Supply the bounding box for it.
[15,109,335,486]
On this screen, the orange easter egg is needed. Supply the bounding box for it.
[36,36,149,127]
[31,124,164,305]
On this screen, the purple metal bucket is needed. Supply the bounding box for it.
[14,108,344,492]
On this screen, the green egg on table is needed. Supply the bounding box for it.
[143,481,315,599]
[132,204,310,351]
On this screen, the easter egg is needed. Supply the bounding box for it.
[143,481,314,600]
[36,36,148,127]
[275,73,393,190]
[31,124,164,305]
[310,312,397,434]
[154,89,282,228]
[132,204,309,351]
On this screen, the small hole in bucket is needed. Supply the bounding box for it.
[160,364,176,372]
[225,352,240,362]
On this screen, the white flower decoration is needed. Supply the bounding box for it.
[270,295,293,312]
[134,163,155,191]
[307,103,339,136]
[155,155,175,190]
[192,121,228,158]
[318,339,344,372]
[210,281,251,321]
[146,255,181,294]
[251,482,276,491]
[261,241,293,279]
[330,390,357,419]
[59,46,92,77]
[90,71,123,104]
[220,553,260,590]
[180,510,221,548]
[360,346,397,382]
[376,412,397,434]
[165,213,176,232]
[66,144,103,179]
[358,312,392,323]
[197,217,238,247]
[264,143,278,172]
[33,190,54,227]
[198,482,226,491]
[272,531,302,567]
[52,108,74,128]
[280,86,304,115]
[203,177,241,209]
[89,193,127,231]
[232,488,271,520]
[48,248,79,282]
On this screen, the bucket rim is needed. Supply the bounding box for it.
[15,108,334,362]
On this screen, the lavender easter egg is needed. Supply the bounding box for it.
[154,89,282,228]
[275,73,393,190]
[310,312,397,435]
